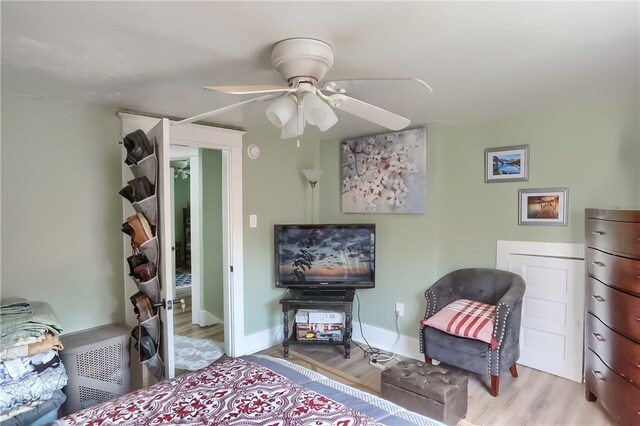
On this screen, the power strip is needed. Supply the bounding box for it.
[369,359,387,371]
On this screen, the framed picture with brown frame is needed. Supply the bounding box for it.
[518,188,568,226]
[485,145,529,183]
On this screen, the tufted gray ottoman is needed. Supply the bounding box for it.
[381,360,468,425]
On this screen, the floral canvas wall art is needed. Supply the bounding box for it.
[341,128,426,214]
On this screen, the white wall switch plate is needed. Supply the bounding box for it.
[249,214,257,228]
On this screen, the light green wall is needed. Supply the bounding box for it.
[173,174,190,259]
[1,92,124,333]
[241,133,320,334]
[314,96,639,337]
[318,130,441,335]
[201,149,223,319]
[436,97,640,275]
[3,92,637,343]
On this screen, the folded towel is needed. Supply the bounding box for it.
[0,333,63,362]
[0,298,32,316]
[0,302,63,348]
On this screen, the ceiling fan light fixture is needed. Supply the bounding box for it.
[184,38,423,136]
[301,92,332,126]
[316,104,338,132]
[280,107,305,139]
[271,38,334,82]
[265,94,297,127]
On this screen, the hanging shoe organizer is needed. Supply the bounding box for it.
[119,129,164,381]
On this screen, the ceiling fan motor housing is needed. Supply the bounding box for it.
[271,38,334,83]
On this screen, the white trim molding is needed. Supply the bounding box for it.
[496,240,584,269]
[118,112,246,359]
[200,310,223,327]
[242,322,424,363]
[351,321,423,361]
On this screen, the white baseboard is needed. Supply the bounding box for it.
[199,310,222,327]
[240,324,283,355]
[239,321,422,362]
[351,321,423,361]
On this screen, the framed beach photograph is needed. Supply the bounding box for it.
[485,145,529,182]
[518,188,568,226]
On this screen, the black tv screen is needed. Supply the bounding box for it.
[274,224,375,289]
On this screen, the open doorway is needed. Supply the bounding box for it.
[170,147,225,375]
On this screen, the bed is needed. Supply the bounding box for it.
[53,354,444,425]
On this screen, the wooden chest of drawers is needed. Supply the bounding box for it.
[585,209,640,425]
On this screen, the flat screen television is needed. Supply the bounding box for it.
[274,224,375,290]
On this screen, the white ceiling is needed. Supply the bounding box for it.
[2,1,638,140]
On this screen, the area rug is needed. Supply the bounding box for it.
[175,272,192,287]
[173,335,224,371]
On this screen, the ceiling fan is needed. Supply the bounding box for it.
[170,159,190,179]
[175,38,432,138]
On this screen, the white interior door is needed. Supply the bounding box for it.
[149,118,176,378]
[120,112,246,369]
[497,241,585,383]
[509,255,584,382]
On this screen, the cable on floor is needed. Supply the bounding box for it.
[352,293,401,365]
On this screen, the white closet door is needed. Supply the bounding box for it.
[507,254,584,382]
[149,118,176,378]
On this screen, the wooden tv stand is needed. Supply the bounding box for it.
[279,289,354,358]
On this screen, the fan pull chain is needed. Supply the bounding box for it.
[295,100,301,148]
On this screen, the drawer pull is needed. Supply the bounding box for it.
[590,261,605,267]
[592,295,605,302]
[592,370,605,381]
[591,231,606,236]
[592,333,605,341]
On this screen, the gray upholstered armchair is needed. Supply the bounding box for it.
[420,268,526,397]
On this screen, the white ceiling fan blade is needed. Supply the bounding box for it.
[324,78,433,94]
[329,95,410,131]
[205,85,295,95]
[173,94,276,126]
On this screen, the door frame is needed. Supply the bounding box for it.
[169,146,205,327]
[118,113,246,368]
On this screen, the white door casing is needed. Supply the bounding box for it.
[118,113,245,380]
[149,118,176,377]
[169,146,203,326]
[496,240,585,383]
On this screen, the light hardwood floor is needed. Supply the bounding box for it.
[257,342,617,426]
[173,299,615,425]
[172,295,224,341]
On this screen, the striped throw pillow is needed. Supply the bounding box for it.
[423,299,497,347]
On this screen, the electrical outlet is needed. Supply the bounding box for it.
[395,302,404,317]
[370,359,387,370]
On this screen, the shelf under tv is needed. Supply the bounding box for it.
[288,289,354,301]
[279,290,354,358]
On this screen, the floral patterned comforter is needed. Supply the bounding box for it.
[54,355,443,426]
